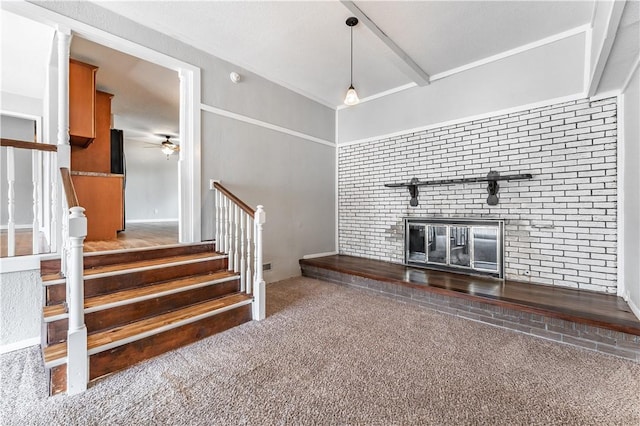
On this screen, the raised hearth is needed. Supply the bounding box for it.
[300,255,640,362]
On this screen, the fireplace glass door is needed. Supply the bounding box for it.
[404,218,503,278]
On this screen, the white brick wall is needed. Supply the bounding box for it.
[338,97,618,293]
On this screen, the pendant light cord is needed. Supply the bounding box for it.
[350,25,354,86]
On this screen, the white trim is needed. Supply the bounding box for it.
[584,26,593,94]
[43,254,227,286]
[4,1,202,247]
[44,298,253,368]
[44,274,239,322]
[0,337,40,355]
[431,25,590,82]
[587,1,626,97]
[336,83,417,110]
[334,109,340,253]
[0,255,41,273]
[590,89,622,101]
[628,293,640,322]
[303,251,338,260]
[621,54,640,94]
[617,94,625,298]
[200,103,335,147]
[125,218,179,224]
[339,92,588,146]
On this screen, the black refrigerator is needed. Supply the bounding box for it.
[110,129,126,231]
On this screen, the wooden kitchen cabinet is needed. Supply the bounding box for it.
[71,172,124,241]
[69,59,98,147]
[71,90,114,173]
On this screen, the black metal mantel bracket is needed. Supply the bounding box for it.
[384,171,533,207]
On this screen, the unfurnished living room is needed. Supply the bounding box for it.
[1,0,639,424]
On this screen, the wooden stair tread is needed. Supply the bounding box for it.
[44,292,251,363]
[43,270,239,319]
[41,251,222,282]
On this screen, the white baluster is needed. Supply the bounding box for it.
[223,195,228,255]
[60,203,69,277]
[227,197,234,271]
[253,205,266,320]
[234,204,240,273]
[66,206,87,395]
[215,189,220,252]
[32,150,41,254]
[6,147,15,257]
[246,214,252,294]
[240,210,246,291]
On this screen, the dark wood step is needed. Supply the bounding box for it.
[300,255,640,336]
[40,242,215,276]
[45,256,228,305]
[45,293,252,395]
[44,271,241,345]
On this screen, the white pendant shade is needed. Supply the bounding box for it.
[344,85,359,106]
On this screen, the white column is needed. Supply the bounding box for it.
[246,214,252,294]
[66,206,87,395]
[253,205,266,321]
[6,147,15,257]
[56,28,71,154]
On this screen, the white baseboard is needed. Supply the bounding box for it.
[0,337,40,354]
[0,224,32,230]
[125,218,178,224]
[302,251,338,259]
[627,294,640,322]
[0,255,42,273]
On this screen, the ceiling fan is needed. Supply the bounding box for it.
[144,135,180,158]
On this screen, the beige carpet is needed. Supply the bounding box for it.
[1,277,639,425]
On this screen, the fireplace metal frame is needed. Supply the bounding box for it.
[404,217,505,279]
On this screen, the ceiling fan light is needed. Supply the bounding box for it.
[344,85,360,106]
[161,145,175,156]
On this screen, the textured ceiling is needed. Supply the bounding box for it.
[94,0,596,107]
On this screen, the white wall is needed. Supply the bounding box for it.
[0,269,41,351]
[337,33,586,143]
[123,139,179,222]
[622,65,640,318]
[203,113,335,282]
[23,1,338,276]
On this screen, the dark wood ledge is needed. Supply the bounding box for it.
[300,255,640,336]
[1,138,57,152]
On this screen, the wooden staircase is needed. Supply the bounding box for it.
[40,242,253,395]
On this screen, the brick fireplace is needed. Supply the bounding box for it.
[338,97,617,294]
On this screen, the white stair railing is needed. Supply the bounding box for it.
[213,181,266,320]
[1,139,58,257]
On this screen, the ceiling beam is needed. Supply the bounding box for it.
[587,0,626,97]
[340,1,430,86]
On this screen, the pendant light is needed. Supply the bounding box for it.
[344,16,360,106]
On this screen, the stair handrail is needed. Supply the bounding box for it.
[59,167,88,394]
[213,181,266,320]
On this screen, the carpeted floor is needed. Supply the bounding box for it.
[1,277,639,425]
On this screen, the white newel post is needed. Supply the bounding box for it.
[246,213,252,294]
[66,206,87,395]
[253,205,266,320]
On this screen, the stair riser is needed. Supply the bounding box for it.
[48,303,252,395]
[40,243,215,275]
[46,279,241,345]
[46,258,228,305]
